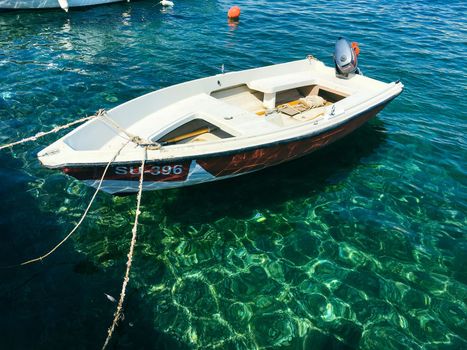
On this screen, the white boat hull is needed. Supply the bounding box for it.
[38,57,404,195]
[58,98,398,195]
[0,0,125,10]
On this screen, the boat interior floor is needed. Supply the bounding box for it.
[87,84,349,151]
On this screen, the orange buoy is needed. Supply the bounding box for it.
[228,6,241,19]
[351,42,360,56]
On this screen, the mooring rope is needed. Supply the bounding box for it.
[102,147,147,350]
[0,114,99,151]
[98,110,161,150]
[0,105,159,270]
[0,108,161,151]
[8,140,130,268]
[0,107,154,348]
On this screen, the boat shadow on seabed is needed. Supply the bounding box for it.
[150,119,389,225]
[0,117,387,349]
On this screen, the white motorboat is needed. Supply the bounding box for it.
[0,0,129,11]
[38,39,404,195]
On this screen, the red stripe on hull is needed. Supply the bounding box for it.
[197,104,385,177]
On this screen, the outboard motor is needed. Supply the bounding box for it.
[334,37,362,79]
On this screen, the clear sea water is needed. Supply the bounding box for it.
[0,0,466,349]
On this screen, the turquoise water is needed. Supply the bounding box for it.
[0,0,466,348]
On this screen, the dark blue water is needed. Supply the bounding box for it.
[0,0,466,349]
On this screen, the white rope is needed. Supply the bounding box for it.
[102,147,147,350]
[18,140,130,267]
[0,114,98,151]
[0,109,161,152]
[98,110,161,150]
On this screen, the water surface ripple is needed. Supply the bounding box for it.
[0,0,466,349]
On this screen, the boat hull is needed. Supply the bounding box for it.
[61,100,391,195]
[0,0,125,10]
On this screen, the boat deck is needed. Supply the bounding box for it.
[38,57,402,168]
[121,91,331,147]
[74,85,343,152]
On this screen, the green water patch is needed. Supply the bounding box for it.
[32,124,461,349]
[1,0,466,348]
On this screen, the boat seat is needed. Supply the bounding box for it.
[247,73,316,94]
[211,85,264,113]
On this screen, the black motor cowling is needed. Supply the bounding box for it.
[334,37,361,79]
